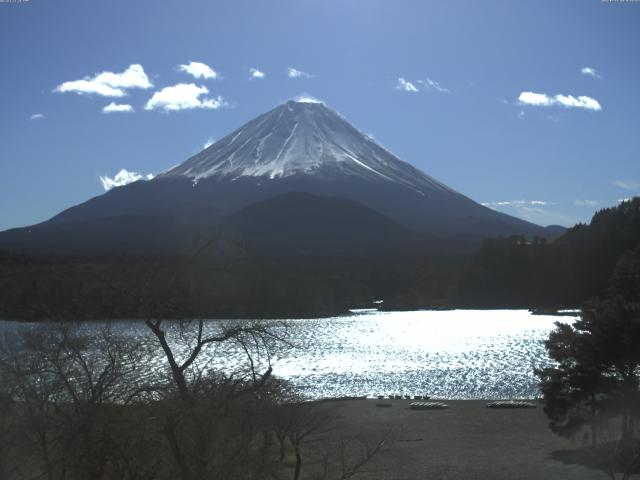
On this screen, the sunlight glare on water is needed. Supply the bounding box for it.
[265,310,574,399]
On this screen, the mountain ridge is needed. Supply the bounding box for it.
[0,99,562,255]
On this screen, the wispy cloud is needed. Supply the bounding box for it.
[574,199,599,207]
[397,77,450,94]
[416,78,451,94]
[102,102,134,113]
[249,68,265,79]
[396,78,419,93]
[482,199,571,226]
[178,61,218,80]
[612,180,640,191]
[518,91,601,111]
[30,113,45,121]
[99,169,154,191]
[54,64,152,97]
[287,67,313,79]
[581,67,601,79]
[203,137,215,149]
[144,83,228,112]
[482,200,550,207]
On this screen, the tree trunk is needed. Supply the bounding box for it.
[37,430,55,480]
[279,438,286,462]
[145,320,191,403]
[621,409,631,443]
[293,444,302,480]
[591,393,598,447]
[163,417,193,480]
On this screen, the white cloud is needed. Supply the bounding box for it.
[30,113,45,120]
[250,68,265,79]
[396,78,419,93]
[612,180,640,191]
[574,199,599,207]
[417,78,451,94]
[518,92,552,106]
[99,169,154,191]
[54,64,152,97]
[144,83,228,112]
[618,198,633,203]
[554,94,601,111]
[203,137,215,149]
[102,102,134,113]
[293,94,323,104]
[581,67,601,79]
[518,91,601,111]
[178,61,218,80]
[287,67,313,79]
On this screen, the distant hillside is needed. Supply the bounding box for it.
[1,198,632,320]
[220,191,428,257]
[452,197,640,308]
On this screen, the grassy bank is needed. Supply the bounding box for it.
[313,399,605,480]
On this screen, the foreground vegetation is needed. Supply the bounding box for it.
[0,319,385,480]
[536,247,640,479]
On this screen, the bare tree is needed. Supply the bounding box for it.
[265,398,388,480]
[283,401,335,480]
[141,316,288,479]
[0,323,154,480]
[313,433,387,480]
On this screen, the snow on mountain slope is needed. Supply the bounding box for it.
[160,99,454,195]
[0,98,558,255]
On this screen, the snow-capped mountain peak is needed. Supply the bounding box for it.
[159,100,453,194]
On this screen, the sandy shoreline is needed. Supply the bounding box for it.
[317,398,604,480]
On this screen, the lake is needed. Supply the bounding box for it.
[269,309,574,399]
[0,309,574,400]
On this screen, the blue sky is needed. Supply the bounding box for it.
[1,0,639,230]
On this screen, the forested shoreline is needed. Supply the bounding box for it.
[1,198,638,321]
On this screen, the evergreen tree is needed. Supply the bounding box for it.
[537,248,640,451]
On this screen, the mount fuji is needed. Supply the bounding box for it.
[0,99,560,256]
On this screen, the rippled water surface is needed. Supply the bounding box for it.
[269,309,574,399]
[1,310,574,400]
